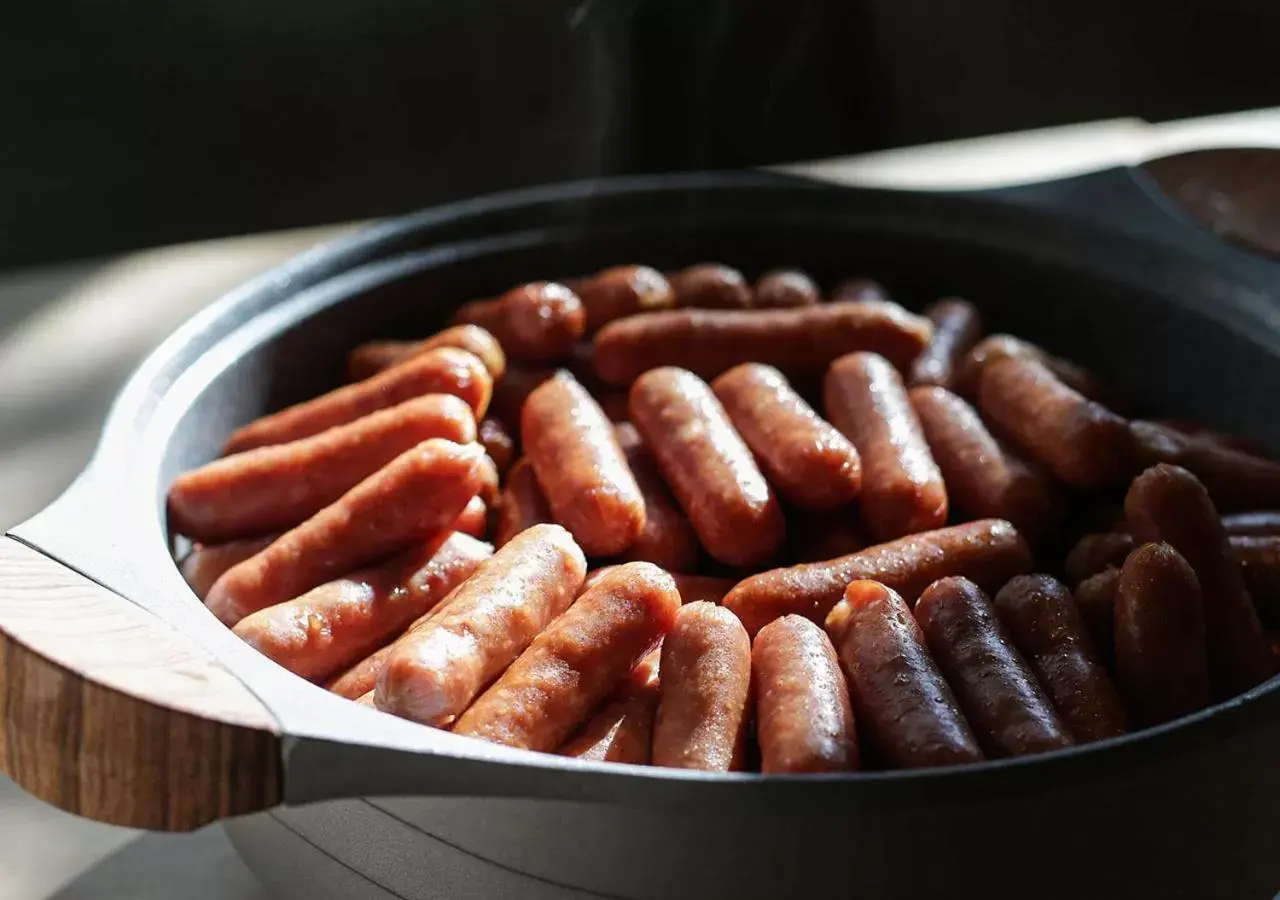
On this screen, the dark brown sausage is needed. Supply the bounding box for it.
[1124,463,1274,697]
[824,353,947,541]
[478,417,516,476]
[825,581,983,768]
[752,615,859,773]
[1231,535,1280,628]
[915,577,1074,757]
[993,575,1129,743]
[668,263,752,310]
[908,298,983,390]
[1073,567,1120,670]
[629,367,785,567]
[1064,532,1135,586]
[455,283,586,361]
[753,269,820,309]
[1130,420,1280,512]
[954,334,1111,403]
[613,423,701,572]
[1115,542,1211,726]
[345,324,507,383]
[575,265,676,332]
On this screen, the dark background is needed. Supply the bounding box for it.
[4,0,1279,268]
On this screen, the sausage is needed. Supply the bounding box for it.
[652,602,752,771]
[170,394,477,542]
[327,642,396,699]
[830,278,890,304]
[993,575,1129,743]
[375,524,587,726]
[1222,510,1280,536]
[752,615,859,773]
[232,532,492,682]
[455,282,586,361]
[954,334,1111,403]
[1130,420,1280,512]
[785,509,867,563]
[478,417,515,476]
[909,385,1061,543]
[488,366,555,436]
[594,300,933,387]
[712,363,862,512]
[559,647,663,764]
[454,562,680,750]
[629,367,785,567]
[753,269,820,309]
[613,423,701,572]
[574,265,676,332]
[1073,567,1120,669]
[1231,536,1280,628]
[345,324,507,382]
[1115,542,1211,726]
[1154,419,1271,459]
[1064,532,1135,586]
[723,518,1032,637]
[1125,463,1274,697]
[585,566,736,607]
[493,458,552,547]
[824,353,947,540]
[668,263,752,310]
[223,347,492,454]
[976,354,1132,488]
[454,496,488,538]
[915,577,1073,757]
[908,298,984,389]
[179,535,276,600]
[522,373,646,556]
[206,439,486,626]
[825,580,983,768]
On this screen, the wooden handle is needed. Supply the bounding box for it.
[0,536,282,831]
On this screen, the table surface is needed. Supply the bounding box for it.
[3,109,1280,899]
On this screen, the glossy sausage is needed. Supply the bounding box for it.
[493,458,552,548]
[825,581,983,768]
[558,647,663,765]
[455,283,586,361]
[179,535,276,600]
[652,602,753,771]
[345,324,506,382]
[955,334,1110,403]
[453,496,488,538]
[915,577,1073,757]
[575,265,676,332]
[825,353,946,540]
[522,373,646,556]
[206,439,485,626]
[594,300,933,387]
[584,566,736,607]
[1073,567,1120,669]
[993,575,1129,743]
[629,367,785,567]
[1124,463,1274,696]
[454,562,680,751]
[723,518,1032,637]
[907,298,983,389]
[713,363,862,512]
[223,347,491,454]
[668,263,752,310]
[753,269,820,309]
[613,423,701,572]
[171,394,476,542]
[375,524,587,726]
[478,417,515,476]
[752,615,859,773]
[1130,420,1280,512]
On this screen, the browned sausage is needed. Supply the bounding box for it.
[976,354,1132,489]
[206,439,486,626]
[909,385,1061,543]
[954,334,1110,403]
[713,363,862,512]
[652,602,752,771]
[830,278,890,304]
[376,524,586,726]
[223,347,492,454]
[908,299,983,389]
[1125,463,1274,696]
[915,577,1073,757]
[171,394,477,542]
[668,263,752,310]
[574,265,676,332]
[1073,567,1120,669]
[1115,542,1211,726]
[455,283,586,361]
[724,518,1032,637]
[594,300,933,387]
[493,458,552,547]
[522,373,646,556]
[345,325,507,382]
[993,575,1129,743]
[488,366,555,436]
[825,353,947,541]
[233,532,492,682]
[478,417,515,476]
[825,580,983,768]
[584,566,736,607]
[558,647,663,764]
[179,535,276,600]
[629,367,785,567]
[1231,535,1280,628]
[1130,420,1280,512]
[1222,510,1280,536]
[753,269,820,309]
[454,562,680,750]
[327,643,396,699]
[752,615,859,773]
[613,423,701,572]
[1064,532,1135,586]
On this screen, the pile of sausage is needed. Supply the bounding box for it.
[168,262,1280,773]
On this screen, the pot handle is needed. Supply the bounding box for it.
[0,535,283,831]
